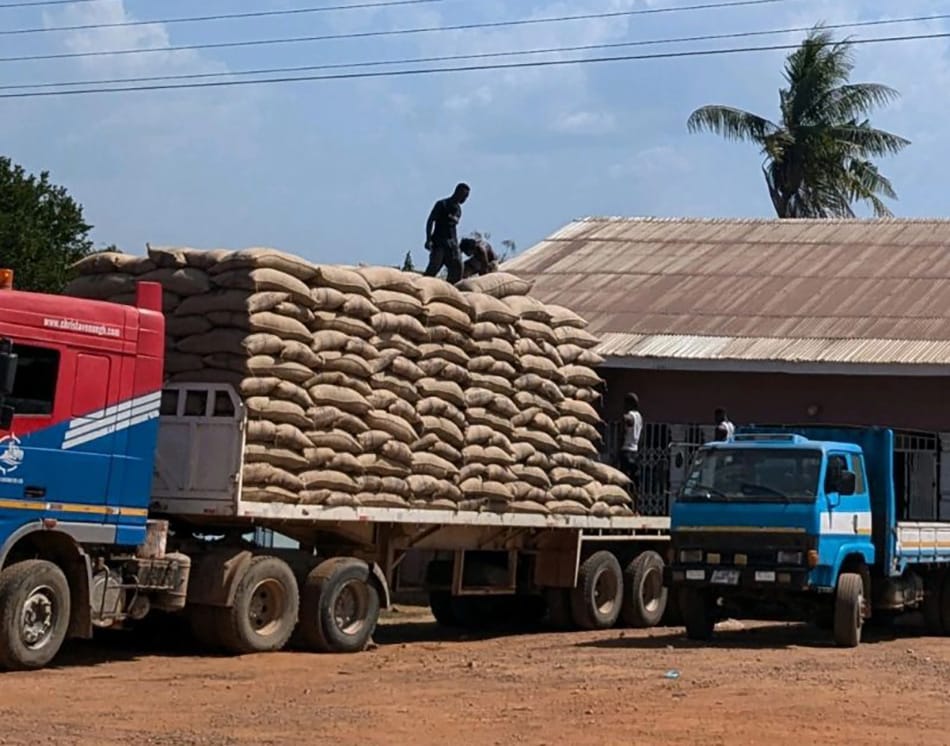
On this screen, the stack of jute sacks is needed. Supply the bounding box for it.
[65,247,634,516]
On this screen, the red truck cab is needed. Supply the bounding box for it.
[0,275,165,554]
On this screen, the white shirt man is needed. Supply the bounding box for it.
[620,393,643,491]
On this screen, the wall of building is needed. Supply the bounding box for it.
[599,368,950,432]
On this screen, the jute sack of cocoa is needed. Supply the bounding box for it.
[355,492,410,509]
[358,266,420,296]
[311,311,375,339]
[456,272,533,298]
[412,275,471,310]
[501,294,553,324]
[553,325,600,349]
[411,452,459,481]
[246,421,311,451]
[211,268,312,307]
[207,248,318,283]
[424,302,473,334]
[243,463,304,494]
[72,252,156,276]
[372,289,423,317]
[311,265,373,298]
[416,397,466,430]
[245,443,309,472]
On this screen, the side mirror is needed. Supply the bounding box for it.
[837,470,857,496]
[0,404,13,431]
[0,341,16,397]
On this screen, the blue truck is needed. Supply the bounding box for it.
[667,426,950,647]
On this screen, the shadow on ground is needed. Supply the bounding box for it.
[576,615,929,651]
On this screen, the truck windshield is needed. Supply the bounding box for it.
[680,447,822,503]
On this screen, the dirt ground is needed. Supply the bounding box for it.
[0,607,947,746]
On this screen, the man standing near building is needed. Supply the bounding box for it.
[424,183,470,284]
[714,407,735,441]
[620,393,643,492]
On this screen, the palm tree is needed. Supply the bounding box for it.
[687,27,910,218]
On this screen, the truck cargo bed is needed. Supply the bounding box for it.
[151,383,669,534]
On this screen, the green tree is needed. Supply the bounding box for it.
[0,156,94,292]
[686,27,910,218]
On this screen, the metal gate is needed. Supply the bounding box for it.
[602,421,715,517]
[895,430,940,521]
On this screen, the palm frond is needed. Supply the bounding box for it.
[829,122,910,157]
[816,83,901,122]
[686,106,778,143]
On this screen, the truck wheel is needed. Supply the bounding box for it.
[0,560,71,671]
[544,588,574,629]
[297,558,380,653]
[940,572,950,635]
[217,556,299,654]
[570,551,623,630]
[621,551,668,628]
[188,604,225,650]
[429,591,459,627]
[922,572,944,635]
[833,573,864,648]
[678,587,715,641]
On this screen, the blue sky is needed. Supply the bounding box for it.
[1,0,948,267]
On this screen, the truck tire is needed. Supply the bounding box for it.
[922,572,944,635]
[544,588,574,630]
[297,558,380,653]
[188,604,225,651]
[570,551,623,630]
[621,551,668,628]
[833,573,864,648]
[216,556,299,654]
[0,560,71,671]
[940,572,950,635]
[429,591,459,627]
[678,587,715,641]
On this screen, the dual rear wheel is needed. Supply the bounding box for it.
[190,556,380,655]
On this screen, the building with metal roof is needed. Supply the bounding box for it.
[507,217,950,519]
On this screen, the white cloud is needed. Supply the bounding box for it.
[609,145,689,179]
[552,109,616,135]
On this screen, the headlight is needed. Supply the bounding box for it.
[679,549,703,563]
[777,550,802,565]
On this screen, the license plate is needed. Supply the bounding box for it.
[711,569,740,585]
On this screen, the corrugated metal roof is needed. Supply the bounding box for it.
[505,217,950,368]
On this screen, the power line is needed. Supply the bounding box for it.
[1,0,452,35]
[0,0,102,8]
[3,31,947,100]
[0,0,796,63]
[5,13,948,92]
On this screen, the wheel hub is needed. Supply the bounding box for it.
[248,579,286,637]
[641,567,664,613]
[21,586,54,650]
[334,581,369,636]
[593,569,618,616]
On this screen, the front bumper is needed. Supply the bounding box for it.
[664,565,810,592]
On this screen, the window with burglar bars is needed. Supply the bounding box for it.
[602,420,715,517]
[894,430,940,521]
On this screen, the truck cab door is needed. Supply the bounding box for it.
[821,452,872,544]
[61,353,115,519]
[0,342,62,516]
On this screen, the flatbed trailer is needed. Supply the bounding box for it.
[154,383,671,649]
[0,280,670,670]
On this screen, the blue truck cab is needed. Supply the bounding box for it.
[668,426,950,647]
